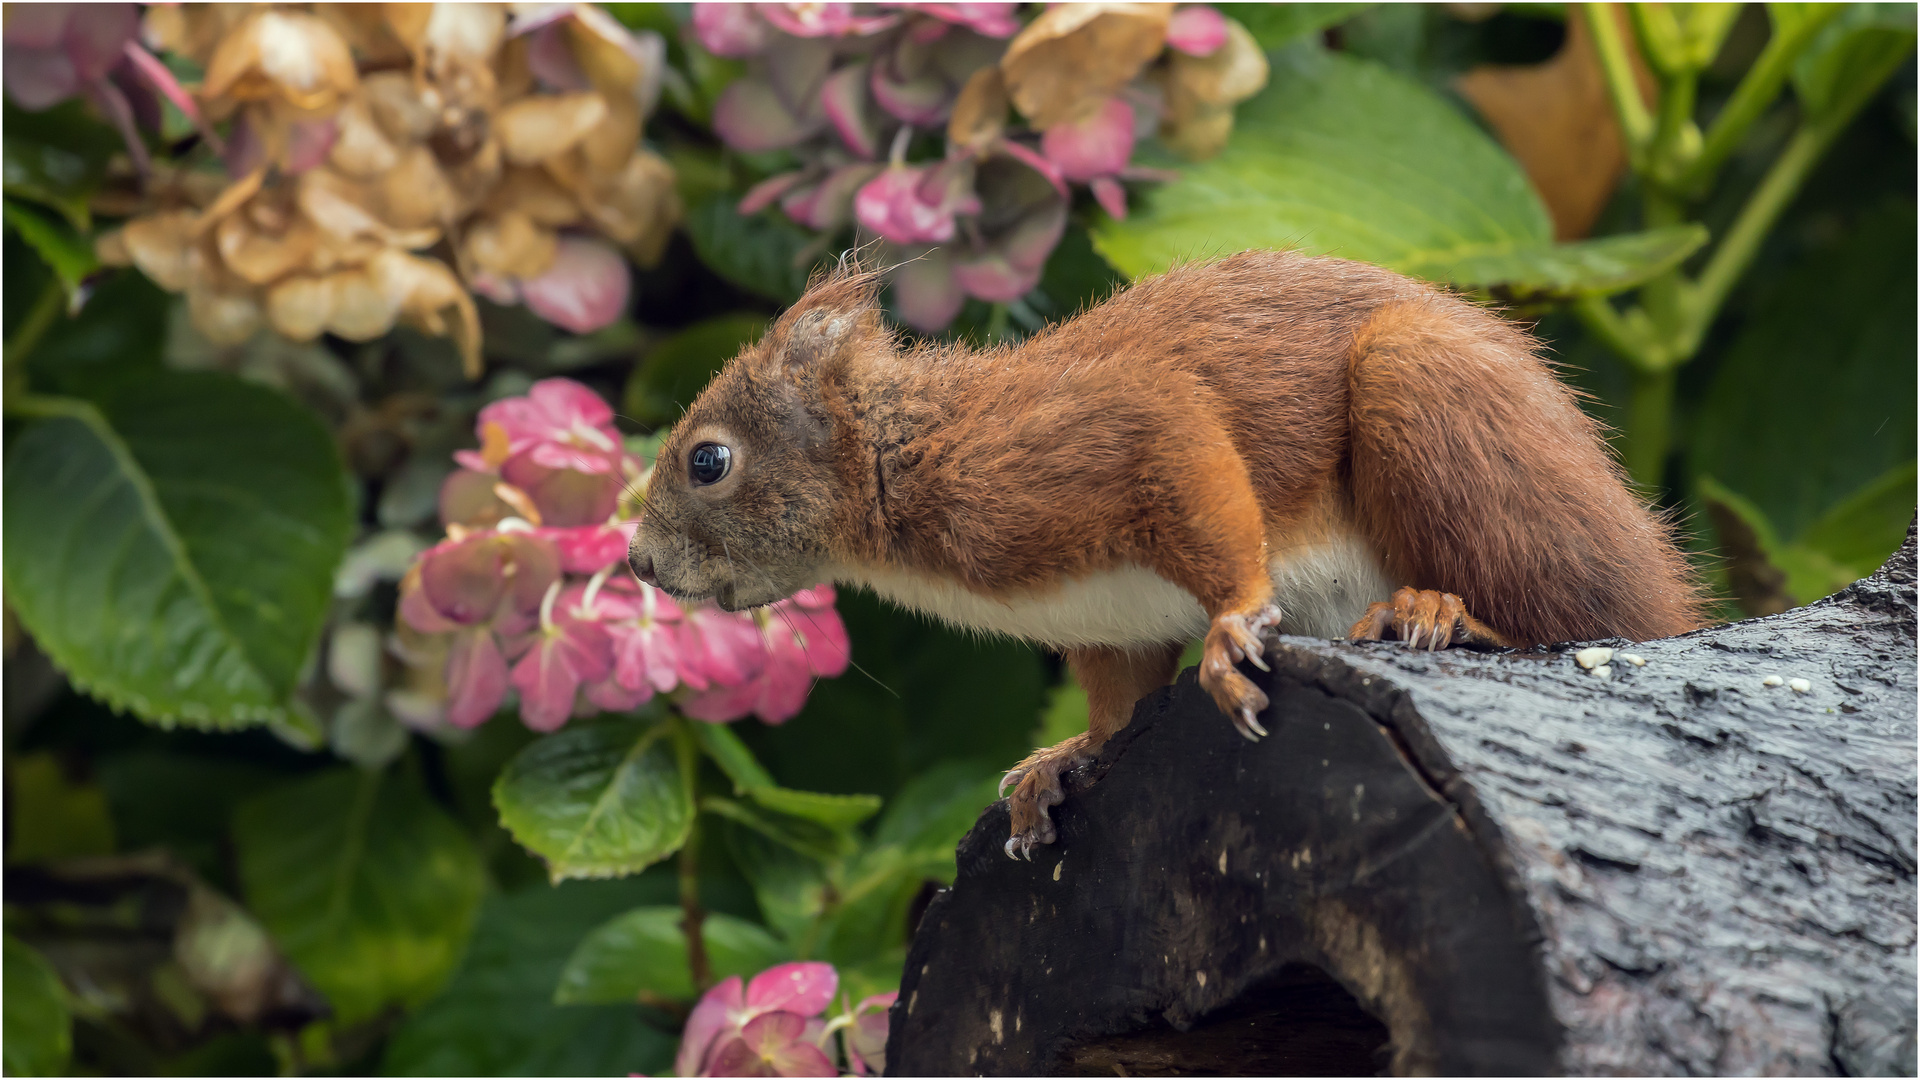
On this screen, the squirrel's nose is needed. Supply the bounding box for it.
[629,552,660,588]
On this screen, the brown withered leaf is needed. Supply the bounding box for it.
[1455,11,1656,240]
[1158,17,1268,159]
[948,67,1010,152]
[464,210,558,279]
[485,167,583,228]
[1001,3,1173,129]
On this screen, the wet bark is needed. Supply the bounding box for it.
[888,525,1917,1076]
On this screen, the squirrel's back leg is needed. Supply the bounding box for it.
[1344,297,1707,646]
[1001,642,1182,859]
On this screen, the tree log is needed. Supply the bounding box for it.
[888,526,1917,1076]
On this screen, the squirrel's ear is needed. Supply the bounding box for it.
[773,303,876,385]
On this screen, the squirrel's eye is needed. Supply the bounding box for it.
[688,442,731,485]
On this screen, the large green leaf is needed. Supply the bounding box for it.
[493,718,695,882]
[383,878,679,1076]
[1691,200,1916,547]
[622,313,766,428]
[3,373,353,729]
[4,934,71,1077]
[3,199,95,296]
[233,766,486,1024]
[553,906,790,1005]
[1094,46,1693,299]
[694,722,882,829]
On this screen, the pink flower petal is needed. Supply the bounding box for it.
[1089,175,1128,220]
[678,678,761,724]
[713,76,826,152]
[520,236,632,335]
[3,48,77,110]
[953,253,1041,304]
[889,246,965,332]
[745,962,838,1017]
[676,977,747,1077]
[540,522,635,573]
[64,3,138,80]
[1166,5,1229,56]
[446,627,509,728]
[1040,96,1134,182]
[584,674,650,712]
[527,20,590,91]
[693,3,770,57]
[761,3,897,38]
[846,991,898,1076]
[501,453,623,527]
[869,63,949,126]
[420,531,561,623]
[783,163,881,231]
[677,608,768,691]
[900,3,1021,37]
[4,4,70,49]
[122,41,212,132]
[510,612,613,732]
[995,139,1066,197]
[285,118,338,174]
[821,62,880,159]
[997,200,1068,271]
[739,170,815,216]
[400,577,460,634]
[769,596,850,679]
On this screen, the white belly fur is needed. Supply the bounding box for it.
[835,533,1393,649]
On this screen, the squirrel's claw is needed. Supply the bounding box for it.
[1235,707,1268,741]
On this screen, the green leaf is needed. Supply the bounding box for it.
[701,795,851,864]
[383,878,680,1076]
[4,934,71,1077]
[748,787,883,829]
[871,762,1001,861]
[3,373,354,729]
[553,906,790,1005]
[493,718,694,882]
[1793,3,1917,122]
[1400,225,1710,302]
[5,753,116,864]
[1095,46,1686,300]
[233,765,486,1025]
[1800,461,1918,578]
[1691,199,1916,547]
[1220,3,1372,49]
[685,194,820,304]
[4,137,100,232]
[623,313,766,428]
[4,198,95,296]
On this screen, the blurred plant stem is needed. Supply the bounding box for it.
[1574,2,1905,490]
[675,719,714,993]
[4,279,63,401]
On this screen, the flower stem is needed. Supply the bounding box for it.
[1621,365,1678,491]
[676,721,713,992]
[4,278,65,396]
[1584,4,1655,161]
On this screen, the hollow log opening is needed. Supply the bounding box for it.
[1052,963,1390,1077]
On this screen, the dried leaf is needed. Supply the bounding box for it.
[463,210,558,278]
[203,10,359,111]
[495,91,610,165]
[1455,11,1653,240]
[266,273,335,341]
[121,209,202,291]
[1001,3,1173,128]
[948,67,1010,152]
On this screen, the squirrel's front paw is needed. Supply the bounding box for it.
[1201,606,1279,741]
[1001,735,1093,860]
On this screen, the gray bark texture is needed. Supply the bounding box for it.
[887,525,1917,1076]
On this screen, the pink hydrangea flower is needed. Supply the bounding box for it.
[898,3,1021,38]
[854,160,981,245]
[692,3,771,57]
[844,992,898,1076]
[675,963,840,1078]
[1166,5,1229,56]
[1041,97,1136,183]
[759,3,898,39]
[518,235,633,335]
[455,377,625,476]
[681,588,849,724]
[508,581,617,732]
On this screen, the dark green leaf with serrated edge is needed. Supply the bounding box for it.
[4,934,71,1077]
[624,312,766,427]
[494,718,694,882]
[553,906,790,1004]
[1096,46,1692,299]
[748,786,882,829]
[233,766,484,1025]
[4,374,352,729]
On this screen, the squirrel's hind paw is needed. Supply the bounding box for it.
[1002,736,1093,860]
[1200,606,1278,738]
[1347,587,1511,650]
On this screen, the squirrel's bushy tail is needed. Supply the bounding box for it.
[1345,295,1709,645]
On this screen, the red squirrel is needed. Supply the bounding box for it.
[627,251,1708,857]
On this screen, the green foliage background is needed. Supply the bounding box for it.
[3,4,1912,1076]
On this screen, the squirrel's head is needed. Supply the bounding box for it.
[628,268,886,610]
